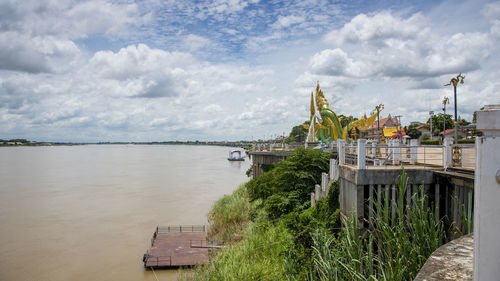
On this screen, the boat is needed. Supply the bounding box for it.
[228,150,245,161]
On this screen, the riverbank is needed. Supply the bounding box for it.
[185,148,456,281]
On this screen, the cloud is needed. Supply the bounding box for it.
[183,34,212,51]
[272,15,305,29]
[324,11,426,47]
[316,11,492,79]
[0,32,80,73]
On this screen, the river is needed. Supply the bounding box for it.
[0,145,250,281]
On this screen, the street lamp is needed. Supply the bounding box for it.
[442,96,450,137]
[444,73,465,144]
[429,111,434,140]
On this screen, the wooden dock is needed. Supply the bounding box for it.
[143,225,211,268]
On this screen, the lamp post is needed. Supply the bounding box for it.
[444,73,465,144]
[429,111,434,140]
[442,96,449,137]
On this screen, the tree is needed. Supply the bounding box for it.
[287,121,309,143]
[406,124,422,139]
[426,113,453,134]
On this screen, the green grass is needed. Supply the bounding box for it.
[185,223,294,281]
[207,183,253,243]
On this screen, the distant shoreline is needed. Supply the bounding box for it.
[0,139,254,148]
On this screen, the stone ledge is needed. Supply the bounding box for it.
[415,234,473,281]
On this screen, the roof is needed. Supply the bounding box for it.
[367,114,400,130]
[439,129,455,135]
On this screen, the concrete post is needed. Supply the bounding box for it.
[357,139,366,169]
[474,104,500,281]
[285,143,289,151]
[315,184,321,201]
[387,139,393,161]
[393,140,400,164]
[443,137,453,169]
[371,141,376,158]
[338,140,345,165]
[311,193,315,206]
[410,139,418,165]
[329,159,338,181]
[321,172,329,197]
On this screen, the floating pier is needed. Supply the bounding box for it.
[143,225,211,268]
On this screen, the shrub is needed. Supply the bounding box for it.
[458,139,475,144]
[246,148,330,220]
[421,139,440,145]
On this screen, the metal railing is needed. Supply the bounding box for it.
[144,253,172,267]
[157,225,207,233]
[189,239,225,249]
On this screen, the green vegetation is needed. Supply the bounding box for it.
[421,139,440,145]
[187,149,447,281]
[405,124,422,139]
[458,139,475,144]
[286,122,309,143]
[311,169,444,280]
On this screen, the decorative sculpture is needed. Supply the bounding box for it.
[303,81,383,142]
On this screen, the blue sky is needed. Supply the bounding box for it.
[0,0,499,142]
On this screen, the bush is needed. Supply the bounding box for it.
[421,139,440,145]
[458,139,475,144]
[246,148,330,219]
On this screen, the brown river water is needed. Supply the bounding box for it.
[0,145,250,281]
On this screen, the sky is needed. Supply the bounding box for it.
[0,0,499,142]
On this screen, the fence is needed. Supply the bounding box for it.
[333,139,475,169]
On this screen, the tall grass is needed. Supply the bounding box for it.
[185,223,294,281]
[311,168,445,281]
[207,183,252,242]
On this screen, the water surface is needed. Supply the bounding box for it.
[0,145,250,281]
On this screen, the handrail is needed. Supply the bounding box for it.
[156,225,207,233]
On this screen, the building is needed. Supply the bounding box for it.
[362,114,402,140]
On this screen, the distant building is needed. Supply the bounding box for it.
[362,114,402,140]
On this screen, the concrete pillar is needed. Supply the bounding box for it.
[357,139,366,169]
[311,193,315,207]
[321,172,329,197]
[443,137,453,169]
[393,140,400,164]
[338,139,345,165]
[371,141,377,158]
[329,159,338,181]
[474,104,500,281]
[410,139,418,165]
[315,184,321,201]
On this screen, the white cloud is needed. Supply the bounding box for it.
[324,11,426,47]
[183,34,212,51]
[272,15,305,29]
[317,11,492,79]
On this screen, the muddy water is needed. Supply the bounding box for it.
[0,145,250,281]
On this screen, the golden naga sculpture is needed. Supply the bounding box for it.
[303,81,383,142]
[444,73,465,87]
